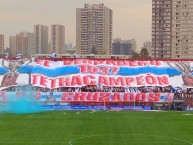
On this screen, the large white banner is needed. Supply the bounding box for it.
[0,58,193,89]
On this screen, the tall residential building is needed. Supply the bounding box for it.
[0,34,4,54]
[50,24,65,54]
[34,25,49,54]
[27,32,36,56]
[76,3,113,55]
[9,36,16,57]
[112,38,134,55]
[152,0,193,59]
[10,32,36,57]
[128,39,137,52]
[112,38,135,55]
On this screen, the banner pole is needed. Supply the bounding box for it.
[134,100,135,111]
[104,99,105,111]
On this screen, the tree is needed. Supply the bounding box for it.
[90,46,98,54]
[140,48,150,59]
[66,49,75,54]
[132,52,140,59]
[98,50,107,55]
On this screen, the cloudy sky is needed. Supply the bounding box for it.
[0,0,152,51]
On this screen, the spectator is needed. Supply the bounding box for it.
[50,52,57,61]
[73,52,77,59]
[5,52,9,59]
[16,53,21,59]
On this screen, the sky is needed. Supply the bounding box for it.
[0,0,152,51]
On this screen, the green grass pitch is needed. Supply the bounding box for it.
[0,111,193,145]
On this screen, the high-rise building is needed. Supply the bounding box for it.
[0,34,4,54]
[9,36,16,57]
[152,0,193,59]
[128,39,137,52]
[10,32,36,57]
[76,3,113,55]
[112,38,135,55]
[34,25,49,54]
[50,24,65,54]
[15,33,27,57]
[27,32,36,56]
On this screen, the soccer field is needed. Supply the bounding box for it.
[0,111,193,145]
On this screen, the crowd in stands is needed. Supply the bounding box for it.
[0,85,189,92]
[3,85,193,100]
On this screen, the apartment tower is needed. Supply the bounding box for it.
[76,3,113,55]
[9,32,36,57]
[9,36,16,57]
[152,0,193,59]
[112,38,136,55]
[50,24,65,54]
[0,34,4,54]
[35,25,49,54]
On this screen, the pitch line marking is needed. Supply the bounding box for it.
[0,142,69,144]
[69,134,193,145]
